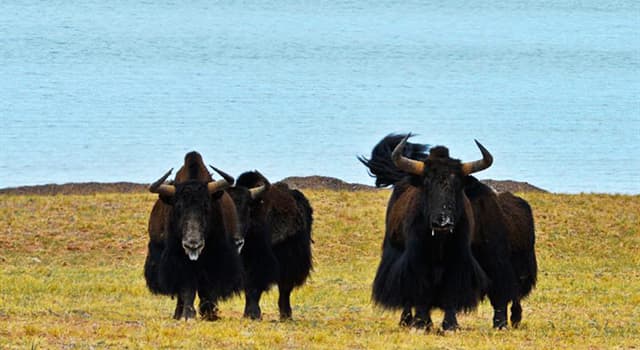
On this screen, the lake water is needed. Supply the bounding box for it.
[1,1,638,193]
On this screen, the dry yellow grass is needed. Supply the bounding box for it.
[0,190,638,349]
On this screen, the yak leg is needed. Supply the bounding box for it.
[491,299,508,329]
[243,288,263,320]
[198,289,219,321]
[510,299,522,328]
[411,305,433,330]
[178,288,197,320]
[278,282,294,320]
[172,295,184,320]
[399,306,413,327]
[442,308,459,331]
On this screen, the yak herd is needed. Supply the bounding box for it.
[142,133,537,332]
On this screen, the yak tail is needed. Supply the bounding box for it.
[358,133,429,187]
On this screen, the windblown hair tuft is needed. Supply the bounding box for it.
[358,133,429,187]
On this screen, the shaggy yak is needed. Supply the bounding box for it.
[143,151,243,321]
[210,167,313,320]
[360,134,536,330]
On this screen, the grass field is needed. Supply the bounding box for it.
[0,190,638,349]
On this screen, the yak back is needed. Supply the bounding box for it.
[358,133,429,187]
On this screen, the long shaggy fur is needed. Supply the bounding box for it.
[238,203,279,292]
[156,224,243,300]
[464,177,518,305]
[464,175,537,326]
[497,191,537,298]
[229,171,313,319]
[372,181,487,312]
[273,188,313,288]
[144,239,165,294]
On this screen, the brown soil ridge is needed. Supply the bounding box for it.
[0,176,546,195]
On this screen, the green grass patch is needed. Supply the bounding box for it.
[1,191,638,349]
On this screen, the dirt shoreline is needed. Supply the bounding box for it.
[0,176,546,195]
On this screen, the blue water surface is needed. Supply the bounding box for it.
[1,1,639,193]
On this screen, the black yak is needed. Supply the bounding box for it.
[143,152,243,321]
[359,134,490,331]
[360,134,537,330]
[211,168,313,320]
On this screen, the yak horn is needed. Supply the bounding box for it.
[461,140,493,176]
[209,165,235,185]
[391,134,425,175]
[207,179,230,194]
[149,168,176,197]
[249,170,270,199]
[249,170,271,199]
[249,184,268,199]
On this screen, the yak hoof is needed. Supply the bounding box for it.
[399,314,413,328]
[411,318,433,331]
[201,309,220,321]
[279,312,292,321]
[182,306,197,321]
[199,301,219,321]
[243,307,262,320]
[493,320,508,330]
[442,319,459,332]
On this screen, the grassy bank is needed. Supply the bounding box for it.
[0,190,638,349]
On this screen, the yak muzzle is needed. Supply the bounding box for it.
[430,213,455,236]
[182,239,205,261]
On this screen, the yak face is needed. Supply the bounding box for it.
[225,172,270,238]
[391,135,493,236]
[169,181,213,261]
[148,167,230,261]
[420,147,465,235]
[226,187,253,239]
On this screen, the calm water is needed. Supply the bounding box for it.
[1,1,639,193]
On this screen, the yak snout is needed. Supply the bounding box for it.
[182,213,205,261]
[182,238,204,261]
[430,211,455,236]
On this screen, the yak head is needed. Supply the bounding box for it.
[392,135,493,236]
[148,168,230,261]
[210,167,270,239]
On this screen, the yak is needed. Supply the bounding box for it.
[211,168,313,320]
[143,151,243,321]
[360,134,490,331]
[360,134,536,330]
